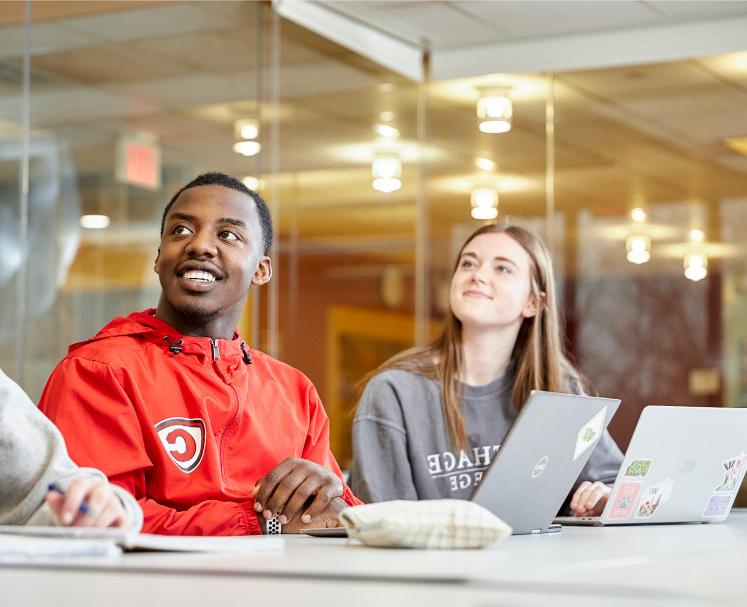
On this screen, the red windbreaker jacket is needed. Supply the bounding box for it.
[39,310,360,535]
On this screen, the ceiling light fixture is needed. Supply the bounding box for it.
[684,251,708,281]
[372,154,402,193]
[689,228,705,243]
[374,124,399,139]
[684,228,707,281]
[630,207,647,223]
[470,187,498,220]
[233,141,261,157]
[475,157,497,172]
[626,234,651,264]
[80,214,111,230]
[234,118,259,140]
[241,176,262,191]
[477,88,512,134]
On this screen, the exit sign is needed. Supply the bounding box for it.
[116,133,161,190]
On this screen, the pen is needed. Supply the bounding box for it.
[47,483,92,517]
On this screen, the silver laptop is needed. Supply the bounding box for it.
[470,390,620,535]
[304,390,620,538]
[556,406,747,526]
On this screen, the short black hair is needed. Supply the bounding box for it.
[160,172,273,255]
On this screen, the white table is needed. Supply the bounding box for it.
[3,511,747,607]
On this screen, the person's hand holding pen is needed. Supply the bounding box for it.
[46,479,130,529]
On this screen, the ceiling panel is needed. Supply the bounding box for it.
[0,21,100,60]
[29,42,192,85]
[2,0,746,249]
[646,1,747,20]
[326,0,505,48]
[380,2,504,47]
[62,3,236,44]
[456,1,659,41]
[617,91,747,142]
[558,61,720,100]
[131,28,262,75]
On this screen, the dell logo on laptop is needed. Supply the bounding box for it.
[532,456,549,478]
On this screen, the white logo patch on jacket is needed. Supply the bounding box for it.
[155,417,206,473]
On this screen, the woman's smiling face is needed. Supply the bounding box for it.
[449,232,538,331]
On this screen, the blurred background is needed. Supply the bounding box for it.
[2,1,747,486]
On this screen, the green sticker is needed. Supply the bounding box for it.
[582,427,596,442]
[625,459,652,477]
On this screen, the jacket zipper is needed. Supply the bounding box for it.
[211,338,220,360]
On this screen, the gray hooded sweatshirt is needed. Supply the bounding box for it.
[0,369,143,529]
[351,368,623,507]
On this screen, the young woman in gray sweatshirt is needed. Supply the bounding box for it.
[352,223,623,516]
[0,369,142,530]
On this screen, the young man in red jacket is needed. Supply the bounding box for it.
[39,172,361,535]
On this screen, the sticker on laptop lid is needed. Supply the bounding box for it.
[633,478,674,519]
[573,408,606,462]
[624,459,652,478]
[703,494,734,518]
[608,481,641,520]
[715,453,747,493]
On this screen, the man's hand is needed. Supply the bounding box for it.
[45,478,130,529]
[570,481,611,517]
[281,497,347,534]
[253,458,343,526]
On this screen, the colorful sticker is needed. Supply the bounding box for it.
[608,481,642,520]
[573,408,606,462]
[624,459,652,478]
[634,478,674,519]
[715,454,747,493]
[703,494,734,518]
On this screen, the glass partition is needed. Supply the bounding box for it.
[1,1,269,399]
[554,57,747,449]
[1,2,747,486]
[272,19,420,466]
[0,4,24,385]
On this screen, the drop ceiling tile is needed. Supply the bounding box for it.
[452,1,660,41]
[62,4,237,44]
[646,1,747,20]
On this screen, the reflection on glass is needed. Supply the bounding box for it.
[1,3,746,492]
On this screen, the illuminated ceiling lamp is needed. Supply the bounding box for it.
[626,234,651,264]
[470,187,498,220]
[684,251,708,281]
[235,118,259,140]
[233,118,261,157]
[241,176,263,191]
[80,214,110,229]
[477,88,512,134]
[372,154,402,193]
[630,207,647,223]
[374,123,399,139]
[233,141,261,156]
[475,156,497,172]
[684,229,707,281]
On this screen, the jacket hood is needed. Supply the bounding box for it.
[67,309,252,365]
[68,309,169,353]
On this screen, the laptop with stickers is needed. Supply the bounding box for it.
[555,406,747,527]
[469,390,620,535]
[302,390,620,538]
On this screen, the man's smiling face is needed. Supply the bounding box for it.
[155,184,270,331]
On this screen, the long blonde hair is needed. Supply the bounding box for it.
[364,222,584,449]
